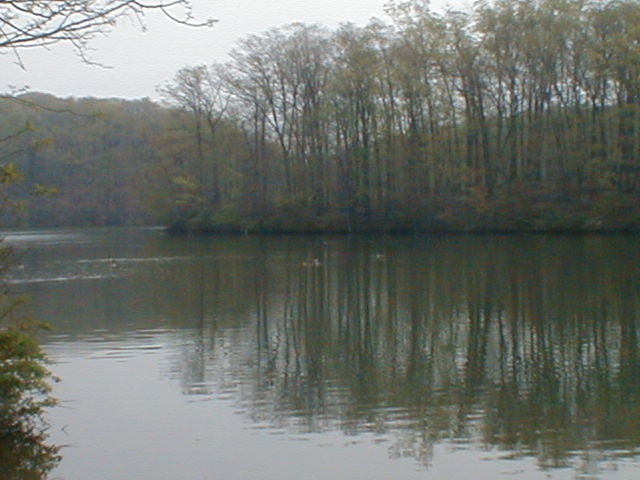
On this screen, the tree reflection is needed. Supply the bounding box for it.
[176,234,640,472]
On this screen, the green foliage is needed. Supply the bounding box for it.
[0,329,55,419]
[0,258,60,480]
[0,257,60,480]
[0,164,24,185]
[0,94,173,226]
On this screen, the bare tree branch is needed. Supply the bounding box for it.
[0,0,216,64]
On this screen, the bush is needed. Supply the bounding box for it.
[0,329,60,480]
[0,243,60,479]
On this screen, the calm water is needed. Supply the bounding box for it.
[5,227,640,480]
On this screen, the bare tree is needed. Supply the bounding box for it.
[159,64,230,204]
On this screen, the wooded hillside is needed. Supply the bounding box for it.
[0,94,170,226]
[2,0,640,232]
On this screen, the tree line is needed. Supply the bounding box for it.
[162,0,640,232]
[0,93,169,226]
[2,0,640,232]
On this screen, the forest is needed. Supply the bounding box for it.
[2,0,640,232]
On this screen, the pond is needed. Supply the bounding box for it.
[4,227,640,479]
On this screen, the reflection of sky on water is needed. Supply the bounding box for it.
[45,335,429,480]
[3,230,89,245]
[47,333,629,480]
[9,228,640,479]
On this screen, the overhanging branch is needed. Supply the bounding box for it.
[0,0,216,62]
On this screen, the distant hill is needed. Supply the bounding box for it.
[0,93,178,227]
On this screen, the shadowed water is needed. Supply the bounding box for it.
[5,228,640,479]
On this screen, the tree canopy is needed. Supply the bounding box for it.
[157,0,640,232]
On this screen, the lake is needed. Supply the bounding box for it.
[4,227,640,480]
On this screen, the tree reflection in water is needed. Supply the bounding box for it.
[176,235,640,474]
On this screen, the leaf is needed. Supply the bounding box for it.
[172,175,198,190]
[33,184,59,197]
[0,164,24,185]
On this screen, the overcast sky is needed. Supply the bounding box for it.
[1,0,464,100]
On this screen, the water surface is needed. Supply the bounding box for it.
[6,228,640,479]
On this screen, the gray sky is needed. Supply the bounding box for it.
[1,0,463,100]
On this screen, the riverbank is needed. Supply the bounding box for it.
[168,193,640,234]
